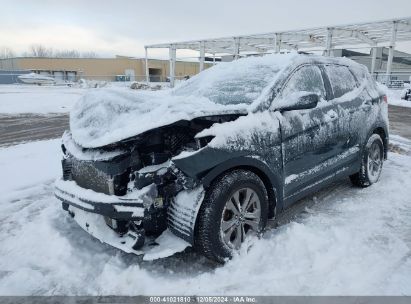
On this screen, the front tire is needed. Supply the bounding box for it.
[195,170,268,263]
[350,134,384,187]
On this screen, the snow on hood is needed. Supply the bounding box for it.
[69,53,297,148]
[70,89,248,148]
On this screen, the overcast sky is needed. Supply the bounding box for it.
[1,0,411,58]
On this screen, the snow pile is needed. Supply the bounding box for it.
[130,82,168,91]
[77,79,108,89]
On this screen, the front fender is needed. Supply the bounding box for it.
[173,146,283,211]
[169,151,283,244]
[172,147,248,179]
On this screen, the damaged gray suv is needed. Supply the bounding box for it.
[55,53,388,263]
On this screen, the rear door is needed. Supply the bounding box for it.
[322,65,364,168]
[278,64,342,204]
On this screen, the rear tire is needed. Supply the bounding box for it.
[195,169,268,263]
[350,133,384,187]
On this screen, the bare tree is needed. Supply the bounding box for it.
[81,51,99,58]
[21,45,99,58]
[55,49,80,58]
[0,47,15,59]
[29,44,53,57]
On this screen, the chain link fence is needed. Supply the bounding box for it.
[371,73,411,89]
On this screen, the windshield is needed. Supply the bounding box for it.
[172,55,288,105]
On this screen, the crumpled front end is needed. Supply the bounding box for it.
[55,149,195,254]
[54,121,229,256]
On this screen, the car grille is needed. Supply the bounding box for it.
[71,159,114,195]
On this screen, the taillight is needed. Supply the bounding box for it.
[382,95,388,103]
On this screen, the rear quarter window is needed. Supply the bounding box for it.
[325,65,358,99]
[350,65,380,97]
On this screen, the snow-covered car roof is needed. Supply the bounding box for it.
[70,53,366,148]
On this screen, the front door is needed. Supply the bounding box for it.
[277,64,341,204]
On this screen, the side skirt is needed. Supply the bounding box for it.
[283,164,359,208]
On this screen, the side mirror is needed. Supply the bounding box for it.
[277,92,319,112]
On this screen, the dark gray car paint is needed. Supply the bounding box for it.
[172,59,388,217]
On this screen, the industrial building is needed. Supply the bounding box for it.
[332,48,411,83]
[0,56,212,84]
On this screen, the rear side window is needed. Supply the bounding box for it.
[325,65,357,99]
[281,65,326,98]
[351,65,379,95]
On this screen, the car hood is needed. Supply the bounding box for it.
[70,88,249,148]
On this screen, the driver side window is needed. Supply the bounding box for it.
[281,65,326,99]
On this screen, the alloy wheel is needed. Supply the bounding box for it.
[367,141,383,181]
[220,187,261,250]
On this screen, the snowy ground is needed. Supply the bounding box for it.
[0,85,86,114]
[0,137,410,295]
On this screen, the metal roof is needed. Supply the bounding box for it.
[145,17,411,54]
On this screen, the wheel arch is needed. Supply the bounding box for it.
[200,157,283,218]
[372,126,388,159]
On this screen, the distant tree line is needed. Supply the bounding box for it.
[0,44,99,59]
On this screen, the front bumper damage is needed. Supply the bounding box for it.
[55,128,214,259]
[54,178,204,259]
[55,179,150,220]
